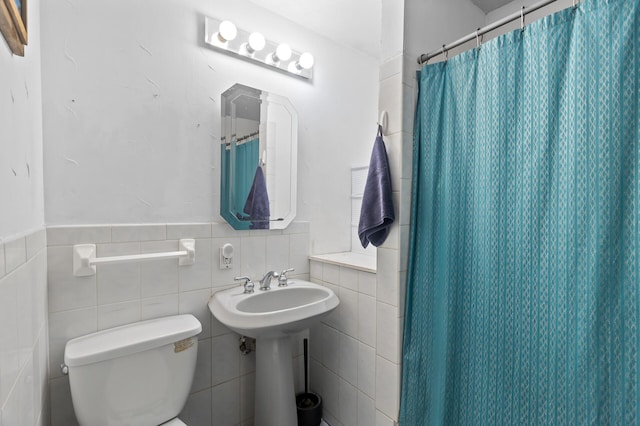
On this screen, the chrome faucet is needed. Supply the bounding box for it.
[235,276,254,294]
[259,271,280,290]
[278,268,295,287]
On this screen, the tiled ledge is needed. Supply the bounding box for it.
[309,252,376,273]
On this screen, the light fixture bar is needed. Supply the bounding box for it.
[204,16,314,81]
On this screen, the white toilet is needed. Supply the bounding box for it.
[63,314,202,426]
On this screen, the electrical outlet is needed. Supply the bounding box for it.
[219,243,233,269]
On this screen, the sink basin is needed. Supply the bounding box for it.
[208,279,339,338]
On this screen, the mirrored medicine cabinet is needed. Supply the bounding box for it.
[220,83,298,230]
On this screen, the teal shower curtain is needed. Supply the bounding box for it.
[401,0,640,424]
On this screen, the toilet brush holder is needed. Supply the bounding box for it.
[296,392,322,426]
[296,338,322,426]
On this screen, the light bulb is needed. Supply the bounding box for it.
[272,43,292,62]
[297,52,314,69]
[248,32,266,52]
[218,20,237,42]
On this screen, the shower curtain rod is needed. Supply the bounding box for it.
[417,0,566,64]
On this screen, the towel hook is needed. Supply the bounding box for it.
[520,6,526,31]
[378,111,388,135]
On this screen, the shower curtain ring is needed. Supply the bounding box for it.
[476,28,482,49]
[520,6,526,31]
[442,45,448,61]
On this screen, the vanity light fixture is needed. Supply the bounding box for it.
[270,43,292,63]
[246,32,266,54]
[204,16,314,80]
[288,52,314,73]
[217,20,237,43]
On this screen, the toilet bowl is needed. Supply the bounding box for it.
[64,314,202,426]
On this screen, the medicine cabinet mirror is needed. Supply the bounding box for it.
[220,83,298,230]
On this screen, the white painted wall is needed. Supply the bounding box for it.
[40,0,379,255]
[0,0,45,240]
[404,0,486,59]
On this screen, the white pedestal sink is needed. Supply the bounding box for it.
[208,280,339,426]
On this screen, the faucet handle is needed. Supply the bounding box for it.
[278,268,295,287]
[234,276,255,294]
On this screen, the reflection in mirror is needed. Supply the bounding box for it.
[220,84,298,230]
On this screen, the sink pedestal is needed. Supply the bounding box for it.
[255,335,297,426]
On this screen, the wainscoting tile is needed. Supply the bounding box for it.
[4,237,26,273]
[338,379,358,426]
[179,239,212,292]
[180,388,212,426]
[166,223,212,240]
[140,241,179,298]
[358,271,376,297]
[289,233,310,274]
[310,261,323,281]
[140,294,179,320]
[96,243,141,305]
[265,234,290,273]
[323,264,340,285]
[338,333,358,386]
[357,392,376,426]
[358,342,376,398]
[375,356,399,419]
[179,289,213,339]
[211,333,240,386]
[339,266,359,291]
[47,246,96,313]
[26,228,46,259]
[376,302,399,363]
[111,224,166,242]
[97,300,141,330]
[358,293,376,347]
[211,378,240,426]
[47,225,111,246]
[191,338,212,393]
[0,271,19,406]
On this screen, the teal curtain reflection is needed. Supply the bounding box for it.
[233,138,260,212]
[401,0,640,424]
[220,138,259,230]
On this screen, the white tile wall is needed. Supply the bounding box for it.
[0,229,49,426]
[46,221,310,426]
[309,260,380,425]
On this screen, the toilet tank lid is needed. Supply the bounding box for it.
[64,314,202,367]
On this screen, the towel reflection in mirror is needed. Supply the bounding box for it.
[241,164,270,229]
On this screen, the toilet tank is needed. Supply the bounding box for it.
[64,314,202,426]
